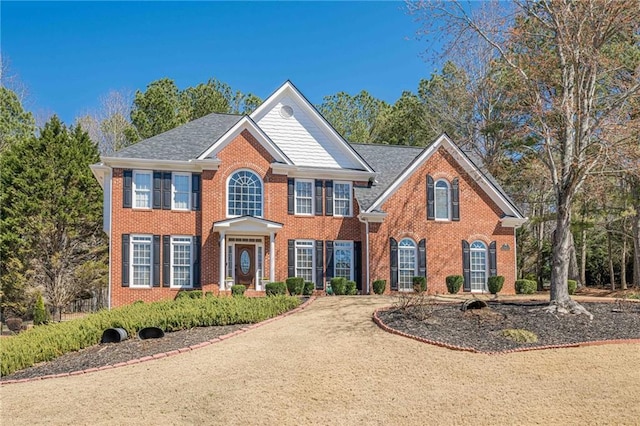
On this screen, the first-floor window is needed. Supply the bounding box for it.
[295,240,314,283]
[398,238,416,291]
[470,241,487,292]
[172,236,192,287]
[131,235,152,287]
[334,241,353,280]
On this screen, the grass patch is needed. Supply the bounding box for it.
[0,295,300,377]
[501,328,538,343]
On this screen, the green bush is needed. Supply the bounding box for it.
[372,279,386,295]
[0,295,301,377]
[33,292,49,325]
[412,276,427,293]
[331,277,347,295]
[133,300,145,305]
[265,282,287,296]
[487,276,505,295]
[446,275,463,294]
[231,285,246,297]
[515,279,537,294]
[567,280,577,295]
[286,277,305,296]
[175,290,203,300]
[345,280,357,295]
[303,281,314,296]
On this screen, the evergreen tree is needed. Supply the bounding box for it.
[0,87,35,152]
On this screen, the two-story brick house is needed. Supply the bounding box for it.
[90,81,526,307]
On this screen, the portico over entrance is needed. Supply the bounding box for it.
[212,216,283,291]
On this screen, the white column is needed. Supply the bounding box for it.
[219,231,226,290]
[269,232,276,282]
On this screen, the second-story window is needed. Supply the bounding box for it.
[333,182,352,216]
[133,171,152,209]
[295,179,313,215]
[434,180,450,220]
[172,173,191,210]
[228,169,263,217]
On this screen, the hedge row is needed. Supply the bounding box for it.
[1,295,300,377]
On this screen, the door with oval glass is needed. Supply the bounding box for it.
[235,244,255,288]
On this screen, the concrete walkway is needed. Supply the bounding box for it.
[1,296,639,425]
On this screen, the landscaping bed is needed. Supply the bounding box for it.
[376,300,640,353]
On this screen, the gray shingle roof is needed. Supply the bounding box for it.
[110,113,242,161]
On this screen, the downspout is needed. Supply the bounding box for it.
[365,219,370,294]
[107,168,113,310]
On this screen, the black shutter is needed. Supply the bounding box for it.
[418,239,427,278]
[390,238,398,291]
[325,180,333,216]
[123,170,132,208]
[163,236,171,287]
[121,234,130,287]
[325,241,334,280]
[315,240,324,290]
[152,171,162,209]
[427,175,434,220]
[153,235,160,287]
[315,180,323,216]
[452,177,460,221]
[191,173,201,211]
[287,178,295,214]
[354,241,362,292]
[489,241,497,277]
[288,239,295,277]
[193,236,201,288]
[162,172,172,210]
[463,240,471,291]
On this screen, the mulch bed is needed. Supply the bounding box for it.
[376,301,640,353]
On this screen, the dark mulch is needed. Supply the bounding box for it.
[1,324,245,382]
[377,301,640,353]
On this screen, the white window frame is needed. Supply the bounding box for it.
[334,241,354,280]
[398,238,417,292]
[295,240,315,284]
[172,172,191,211]
[294,179,314,215]
[226,169,263,218]
[333,181,352,217]
[434,179,451,221]
[132,170,152,209]
[171,236,193,288]
[470,240,488,292]
[130,234,153,288]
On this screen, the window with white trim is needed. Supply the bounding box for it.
[171,236,192,288]
[172,173,191,210]
[470,241,488,292]
[131,235,152,287]
[295,179,313,215]
[434,179,450,220]
[133,171,152,209]
[227,170,263,217]
[334,241,353,280]
[398,238,417,291]
[295,240,314,283]
[333,182,352,216]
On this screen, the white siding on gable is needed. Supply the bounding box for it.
[256,96,362,169]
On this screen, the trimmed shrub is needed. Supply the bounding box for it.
[446,275,463,294]
[567,280,577,295]
[133,300,145,305]
[33,292,49,325]
[331,277,347,295]
[515,279,537,294]
[265,282,287,296]
[303,281,314,296]
[372,279,386,295]
[487,276,505,295]
[175,290,203,300]
[286,277,305,296]
[5,317,23,334]
[231,285,246,297]
[412,276,427,293]
[345,280,357,295]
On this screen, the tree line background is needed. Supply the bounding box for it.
[1,0,638,320]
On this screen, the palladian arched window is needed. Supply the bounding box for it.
[470,241,488,292]
[227,170,263,217]
[398,238,417,291]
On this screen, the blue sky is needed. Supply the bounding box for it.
[2,1,436,124]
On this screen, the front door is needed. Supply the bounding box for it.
[235,245,255,288]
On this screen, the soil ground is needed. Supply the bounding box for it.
[1,295,639,425]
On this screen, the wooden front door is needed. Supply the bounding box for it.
[235,245,255,288]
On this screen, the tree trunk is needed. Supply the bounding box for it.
[632,179,640,289]
[621,237,627,290]
[580,227,587,287]
[607,228,615,290]
[568,231,580,286]
[536,205,545,291]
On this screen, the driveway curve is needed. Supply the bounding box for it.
[2,296,639,425]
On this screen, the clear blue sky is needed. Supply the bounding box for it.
[2,1,436,124]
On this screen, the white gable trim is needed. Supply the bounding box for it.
[270,163,375,181]
[197,116,292,164]
[251,81,374,173]
[365,134,526,225]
